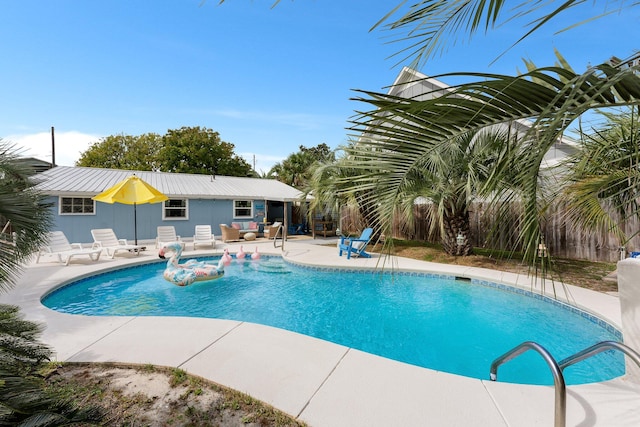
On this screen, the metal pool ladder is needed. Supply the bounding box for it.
[489,340,640,427]
[272,224,285,250]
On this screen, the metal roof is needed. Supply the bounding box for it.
[34,166,304,202]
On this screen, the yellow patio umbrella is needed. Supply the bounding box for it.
[92,174,168,245]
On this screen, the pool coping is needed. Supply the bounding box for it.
[2,239,639,426]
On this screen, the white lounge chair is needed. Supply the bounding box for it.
[36,231,102,266]
[91,228,143,258]
[156,226,185,249]
[193,225,216,249]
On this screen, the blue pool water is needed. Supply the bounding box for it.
[42,256,624,385]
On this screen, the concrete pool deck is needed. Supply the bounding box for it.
[2,238,639,426]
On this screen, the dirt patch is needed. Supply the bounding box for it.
[45,363,306,427]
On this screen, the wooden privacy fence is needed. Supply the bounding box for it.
[340,202,640,262]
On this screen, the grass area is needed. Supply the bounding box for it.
[369,239,618,293]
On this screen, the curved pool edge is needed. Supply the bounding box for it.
[282,244,624,332]
[3,241,639,426]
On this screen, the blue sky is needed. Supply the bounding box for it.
[1,1,638,173]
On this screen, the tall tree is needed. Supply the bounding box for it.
[76,133,163,170]
[269,143,335,189]
[76,127,252,176]
[159,126,252,176]
[300,143,334,162]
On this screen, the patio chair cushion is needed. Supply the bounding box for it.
[231,221,260,233]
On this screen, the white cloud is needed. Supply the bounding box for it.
[3,131,102,166]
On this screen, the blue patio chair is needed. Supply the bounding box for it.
[338,228,373,259]
[288,223,305,235]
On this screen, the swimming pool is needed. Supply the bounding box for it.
[42,256,624,385]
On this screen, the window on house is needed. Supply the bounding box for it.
[163,199,188,220]
[59,197,95,215]
[234,200,253,218]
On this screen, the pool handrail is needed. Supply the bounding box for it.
[272,224,285,250]
[490,339,640,427]
[490,341,566,427]
[558,340,640,373]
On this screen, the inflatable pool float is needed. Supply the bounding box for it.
[158,242,224,286]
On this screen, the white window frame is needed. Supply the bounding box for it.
[233,200,253,219]
[59,196,95,215]
[162,198,189,220]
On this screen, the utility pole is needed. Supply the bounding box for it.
[51,126,56,166]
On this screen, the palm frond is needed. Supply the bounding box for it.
[374,0,635,67]
[0,140,53,292]
[0,305,103,425]
[560,106,640,242]
[345,59,640,263]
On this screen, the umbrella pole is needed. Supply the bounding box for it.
[134,202,138,245]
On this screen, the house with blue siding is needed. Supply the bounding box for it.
[34,166,303,244]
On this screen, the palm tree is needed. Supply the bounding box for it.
[322,115,523,255]
[346,60,640,263]
[268,151,314,188]
[399,128,521,256]
[0,305,102,425]
[0,140,52,291]
[561,107,640,245]
[269,144,335,189]
[0,140,101,424]
[358,0,640,263]
[308,143,383,236]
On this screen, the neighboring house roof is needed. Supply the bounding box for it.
[20,157,55,174]
[34,166,304,202]
[388,67,579,165]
